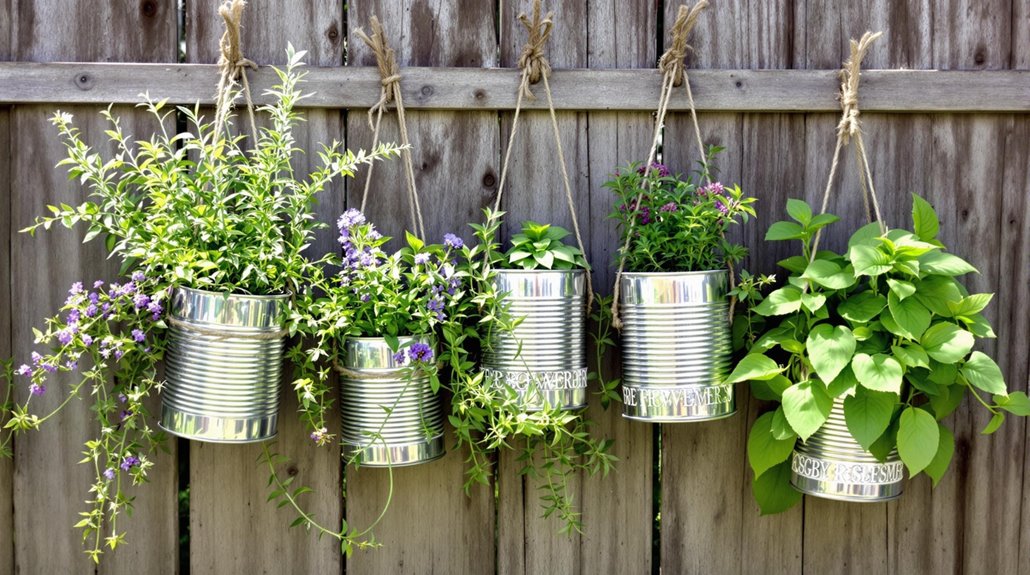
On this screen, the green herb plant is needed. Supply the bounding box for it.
[504,221,589,270]
[728,195,1029,514]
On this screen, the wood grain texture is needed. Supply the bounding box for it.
[0,106,12,575]
[185,2,346,574]
[8,1,178,573]
[345,2,498,574]
[1009,114,1030,575]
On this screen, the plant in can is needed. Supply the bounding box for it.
[2,47,397,560]
[729,195,1028,513]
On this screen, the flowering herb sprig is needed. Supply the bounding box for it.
[5,46,398,560]
[605,147,757,272]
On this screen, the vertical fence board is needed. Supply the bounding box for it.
[0,105,12,575]
[1009,114,1030,575]
[345,2,499,574]
[579,1,656,574]
[184,2,346,574]
[9,2,177,573]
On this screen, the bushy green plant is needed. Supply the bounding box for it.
[729,195,1029,514]
[503,221,588,270]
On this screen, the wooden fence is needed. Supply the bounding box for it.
[0,1,1028,573]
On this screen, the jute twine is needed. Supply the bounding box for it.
[808,30,885,262]
[487,0,594,312]
[166,316,288,341]
[212,0,259,143]
[331,355,436,380]
[609,0,713,331]
[355,16,426,240]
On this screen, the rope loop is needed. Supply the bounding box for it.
[213,0,259,143]
[516,0,554,99]
[657,1,708,87]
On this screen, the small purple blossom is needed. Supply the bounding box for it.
[118,393,128,404]
[310,427,329,444]
[31,352,43,366]
[29,383,46,396]
[42,363,57,374]
[81,334,94,346]
[93,280,105,289]
[88,292,100,304]
[113,350,124,361]
[443,233,464,250]
[100,348,112,359]
[57,330,74,345]
[337,208,366,231]
[414,253,430,265]
[120,455,141,471]
[134,293,151,310]
[637,162,670,178]
[408,343,434,363]
[103,468,115,480]
[660,202,678,213]
[84,303,98,318]
[427,298,444,313]
[16,364,32,377]
[361,294,371,303]
[639,206,652,225]
[69,282,84,296]
[147,300,163,315]
[367,228,383,241]
[392,351,408,365]
[131,271,145,282]
[699,182,726,197]
[131,329,146,343]
[65,360,78,370]
[66,309,81,324]
[120,409,132,421]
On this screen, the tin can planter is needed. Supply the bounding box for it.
[340,337,445,467]
[790,397,905,501]
[619,270,734,422]
[160,287,288,443]
[482,269,587,411]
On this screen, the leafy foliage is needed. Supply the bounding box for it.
[733,194,1022,514]
[502,221,589,270]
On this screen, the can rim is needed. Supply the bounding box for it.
[621,269,727,278]
[176,285,291,302]
[492,268,587,276]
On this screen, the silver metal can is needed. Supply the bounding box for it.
[619,270,735,422]
[482,269,587,411]
[160,287,288,443]
[340,337,445,467]
[790,397,905,501]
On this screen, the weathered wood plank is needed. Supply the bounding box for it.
[577,1,656,574]
[0,105,12,575]
[1,63,1029,112]
[9,1,178,573]
[344,2,498,574]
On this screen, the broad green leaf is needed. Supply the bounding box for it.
[752,326,795,353]
[924,424,954,486]
[801,292,826,313]
[782,381,832,441]
[770,406,794,440]
[806,324,856,383]
[778,255,810,274]
[752,460,803,515]
[850,244,893,276]
[911,194,940,241]
[765,221,806,241]
[868,417,900,462]
[809,213,840,230]
[892,344,930,369]
[887,292,931,340]
[852,353,903,394]
[750,374,792,401]
[921,323,974,363]
[844,387,898,450]
[725,354,784,384]
[927,361,958,386]
[848,221,883,248]
[995,391,1030,416]
[753,286,803,316]
[801,259,856,290]
[839,292,887,324]
[897,407,940,475]
[962,313,997,339]
[919,251,978,276]
[960,351,1006,395]
[914,276,963,316]
[981,412,1005,435]
[827,364,859,397]
[887,278,916,300]
[786,198,813,226]
[946,293,994,318]
[748,412,797,478]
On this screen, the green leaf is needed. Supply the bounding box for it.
[921,323,975,363]
[911,194,940,241]
[995,391,1030,416]
[750,374,792,401]
[533,251,555,269]
[827,364,859,397]
[850,244,892,276]
[753,286,803,316]
[785,198,813,226]
[981,412,1005,435]
[887,278,916,300]
[918,251,978,276]
[801,259,856,290]
[809,213,840,230]
[852,353,903,394]
[748,412,797,478]
[946,293,993,318]
[765,221,806,241]
[960,351,1006,395]
[892,344,930,370]
[838,292,887,324]
[806,324,856,383]
[924,424,954,486]
[844,387,897,450]
[405,231,424,251]
[801,292,826,313]
[914,276,963,316]
[770,406,795,440]
[848,221,884,248]
[752,460,803,515]
[782,381,832,441]
[897,407,940,475]
[725,354,784,384]
[778,255,810,274]
[887,292,931,340]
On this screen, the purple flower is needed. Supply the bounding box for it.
[29,383,46,396]
[367,228,383,241]
[120,409,132,421]
[65,360,78,370]
[131,329,146,343]
[119,282,136,296]
[69,282,84,296]
[360,294,371,303]
[660,202,678,213]
[427,298,444,313]
[81,334,94,346]
[100,348,112,359]
[131,271,145,282]
[147,300,163,315]
[118,393,128,404]
[637,162,670,178]
[42,363,57,374]
[358,252,376,267]
[93,280,105,289]
[103,468,115,480]
[408,343,434,363]
[338,227,351,246]
[113,350,124,361]
[392,351,408,365]
[443,233,464,250]
[66,309,81,324]
[57,330,74,345]
[309,427,329,444]
[31,352,43,366]
[84,303,98,318]
[16,364,32,377]
[639,206,652,225]
[337,208,366,231]
[699,182,726,197]
[133,294,151,309]
[414,253,430,265]
[120,455,141,471]
[88,292,100,304]
[716,200,729,215]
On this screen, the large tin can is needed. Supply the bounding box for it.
[340,337,445,467]
[160,287,288,443]
[482,269,587,411]
[619,270,735,422]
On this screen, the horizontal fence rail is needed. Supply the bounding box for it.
[1,63,1028,112]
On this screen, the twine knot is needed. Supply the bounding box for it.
[657,1,708,87]
[516,0,554,99]
[217,0,257,81]
[356,16,402,127]
[835,31,882,143]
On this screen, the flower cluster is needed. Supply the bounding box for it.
[392,342,435,366]
[605,148,757,272]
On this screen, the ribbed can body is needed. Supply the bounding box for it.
[483,269,587,411]
[340,337,445,467]
[790,397,905,501]
[160,287,287,443]
[619,270,735,422]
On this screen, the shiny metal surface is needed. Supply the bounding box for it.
[619,270,735,422]
[340,337,445,467]
[160,287,288,443]
[790,397,905,501]
[482,269,587,411]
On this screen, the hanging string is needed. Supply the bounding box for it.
[609,0,709,331]
[808,31,885,262]
[487,0,594,311]
[355,16,426,240]
[212,0,259,144]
